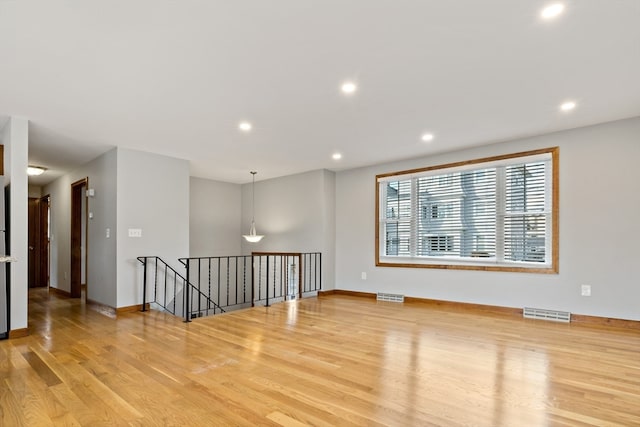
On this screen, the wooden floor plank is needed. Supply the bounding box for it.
[0,382,28,426]
[21,350,63,386]
[0,288,638,426]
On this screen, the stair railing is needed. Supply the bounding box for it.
[179,252,322,311]
[179,256,254,313]
[137,256,225,322]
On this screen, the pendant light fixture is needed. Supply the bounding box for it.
[243,171,264,243]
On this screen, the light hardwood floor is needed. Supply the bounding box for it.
[1,288,639,426]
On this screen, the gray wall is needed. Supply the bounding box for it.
[240,169,336,290]
[189,177,241,257]
[45,148,118,306]
[335,117,640,321]
[321,170,336,291]
[116,148,190,308]
[34,117,640,321]
[45,147,190,309]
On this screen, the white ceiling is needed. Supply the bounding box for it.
[1,0,639,185]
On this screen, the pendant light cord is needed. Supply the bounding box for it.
[251,171,257,223]
[243,170,263,242]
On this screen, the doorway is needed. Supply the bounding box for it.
[70,179,88,299]
[27,195,50,288]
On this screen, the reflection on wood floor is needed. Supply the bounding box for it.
[1,288,639,426]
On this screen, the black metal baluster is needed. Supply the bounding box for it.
[284,256,288,300]
[141,257,147,312]
[173,262,177,314]
[195,259,200,316]
[216,257,221,311]
[318,253,322,291]
[273,256,277,303]
[227,257,229,305]
[154,258,158,307]
[308,254,312,292]
[298,255,302,299]
[258,256,262,302]
[242,256,246,305]
[164,261,168,309]
[207,258,216,314]
[251,255,255,307]
[185,261,191,322]
[235,256,239,307]
[265,256,270,307]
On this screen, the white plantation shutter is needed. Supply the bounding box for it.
[414,169,497,258]
[377,149,555,270]
[382,180,412,256]
[461,168,497,258]
[503,162,548,263]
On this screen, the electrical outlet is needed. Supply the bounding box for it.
[361,272,367,280]
[581,284,591,297]
[106,228,110,238]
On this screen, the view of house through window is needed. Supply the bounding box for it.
[376,147,558,273]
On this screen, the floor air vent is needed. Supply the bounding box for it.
[377,293,404,303]
[523,307,571,323]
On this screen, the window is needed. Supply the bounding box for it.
[424,235,454,254]
[376,147,558,273]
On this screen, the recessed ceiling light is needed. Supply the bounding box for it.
[332,153,342,160]
[421,133,434,142]
[560,101,576,112]
[341,82,357,95]
[541,3,565,19]
[238,121,252,132]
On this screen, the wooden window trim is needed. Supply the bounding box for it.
[375,147,559,274]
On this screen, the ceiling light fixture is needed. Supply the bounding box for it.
[421,133,434,142]
[341,81,357,95]
[332,153,342,160]
[27,165,47,176]
[242,171,264,243]
[238,121,252,132]
[560,101,576,112]
[541,3,565,19]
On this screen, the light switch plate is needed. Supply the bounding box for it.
[128,228,142,238]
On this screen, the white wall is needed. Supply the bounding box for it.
[116,148,189,308]
[240,169,336,289]
[335,117,640,321]
[1,117,29,331]
[44,148,118,306]
[189,177,241,257]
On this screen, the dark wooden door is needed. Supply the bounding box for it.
[28,198,37,287]
[38,195,50,288]
[28,196,50,288]
[70,179,87,298]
